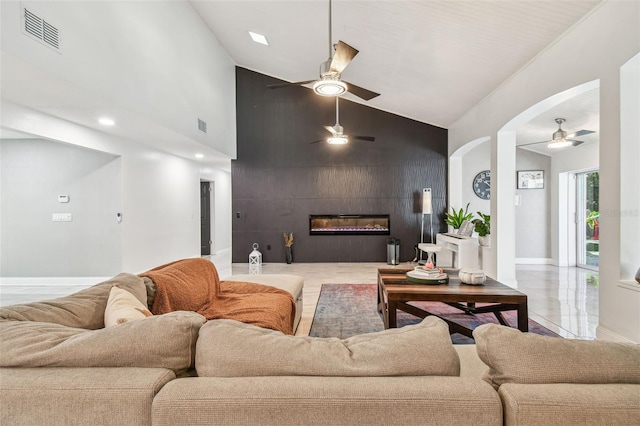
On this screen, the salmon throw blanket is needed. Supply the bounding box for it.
[140,258,295,335]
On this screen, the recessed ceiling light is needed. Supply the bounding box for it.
[195,153,204,159]
[98,117,115,126]
[248,31,269,46]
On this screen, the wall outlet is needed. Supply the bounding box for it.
[267,244,271,250]
[52,213,72,222]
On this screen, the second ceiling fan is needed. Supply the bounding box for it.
[310,97,375,145]
[268,0,379,101]
[518,118,596,149]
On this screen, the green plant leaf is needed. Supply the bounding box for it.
[444,202,474,229]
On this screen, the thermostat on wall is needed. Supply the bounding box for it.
[58,195,69,203]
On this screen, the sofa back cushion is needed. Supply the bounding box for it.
[196,316,460,377]
[0,311,205,374]
[473,323,640,388]
[0,273,147,329]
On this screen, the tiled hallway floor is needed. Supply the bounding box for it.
[0,255,598,340]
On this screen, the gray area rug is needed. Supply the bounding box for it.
[309,284,559,344]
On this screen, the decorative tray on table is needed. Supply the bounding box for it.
[405,266,449,285]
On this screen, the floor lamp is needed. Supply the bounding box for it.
[421,188,433,244]
[419,188,439,265]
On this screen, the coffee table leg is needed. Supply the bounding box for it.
[388,301,397,328]
[518,302,528,332]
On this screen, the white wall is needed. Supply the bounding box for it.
[0,1,236,159]
[0,1,236,275]
[619,54,640,282]
[1,139,122,276]
[458,140,552,261]
[1,102,227,273]
[448,1,640,342]
[461,140,491,217]
[515,150,551,260]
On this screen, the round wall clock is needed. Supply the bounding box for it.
[473,170,490,200]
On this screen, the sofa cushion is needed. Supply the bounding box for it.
[1,367,175,426]
[0,311,205,374]
[473,323,640,388]
[0,273,148,329]
[196,316,460,377]
[499,383,640,426]
[152,376,502,426]
[104,285,153,327]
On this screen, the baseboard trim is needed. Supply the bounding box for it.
[596,325,637,343]
[515,258,553,265]
[0,277,110,286]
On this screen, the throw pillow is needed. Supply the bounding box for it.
[195,316,460,377]
[473,323,640,388]
[104,285,153,327]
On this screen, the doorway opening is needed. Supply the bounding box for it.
[576,170,599,270]
[200,181,213,256]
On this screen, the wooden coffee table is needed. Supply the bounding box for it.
[377,267,528,338]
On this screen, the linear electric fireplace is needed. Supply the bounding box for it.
[309,214,390,235]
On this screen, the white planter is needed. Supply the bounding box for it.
[478,235,491,247]
[459,268,487,285]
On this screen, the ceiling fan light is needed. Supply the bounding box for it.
[313,79,347,96]
[547,140,572,149]
[327,136,348,144]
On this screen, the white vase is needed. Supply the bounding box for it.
[478,235,491,247]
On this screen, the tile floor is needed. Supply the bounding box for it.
[0,253,599,340]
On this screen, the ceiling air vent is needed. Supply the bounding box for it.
[22,7,60,51]
[198,119,207,134]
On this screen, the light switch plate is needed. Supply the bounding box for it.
[52,213,72,222]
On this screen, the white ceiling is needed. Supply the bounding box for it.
[191,0,601,129]
[1,1,602,161]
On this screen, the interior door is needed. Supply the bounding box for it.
[200,181,211,256]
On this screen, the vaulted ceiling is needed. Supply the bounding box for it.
[191,0,601,140]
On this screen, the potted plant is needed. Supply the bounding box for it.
[473,212,491,247]
[283,232,294,264]
[444,203,474,230]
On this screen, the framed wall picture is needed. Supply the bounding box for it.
[517,170,544,189]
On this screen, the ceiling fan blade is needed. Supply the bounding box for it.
[517,140,549,148]
[343,81,380,101]
[267,80,316,89]
[309,139,326,144]
[324,126,337,135]
[568,140,584,146]
[566,129,595,139]
[351,136,375,142]
[329,41,358,74]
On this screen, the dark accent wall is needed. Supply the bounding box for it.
[232,67,448,263]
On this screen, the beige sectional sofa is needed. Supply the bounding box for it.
[1,270,638,426]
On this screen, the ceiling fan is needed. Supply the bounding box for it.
[310,97,375,145]
[267,0,379,101]
[518,118,596,149]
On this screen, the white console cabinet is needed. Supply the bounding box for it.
[435,234,479,269]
